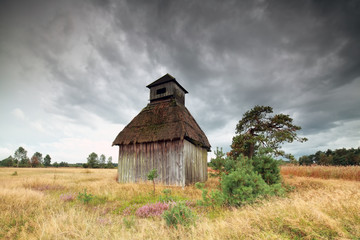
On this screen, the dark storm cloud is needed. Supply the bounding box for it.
[93,0,360,136]
[1,0,359,159]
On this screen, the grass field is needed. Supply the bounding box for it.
[281,165,360,181]
[0,167,359,239]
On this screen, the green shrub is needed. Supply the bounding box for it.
[195,182,225,207]
[162,202,196,228]
[252,149,281,185]
[220,157,270,206]
[77,189,94,204]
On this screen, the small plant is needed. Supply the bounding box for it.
[195,182,210,206]
[208,147,227,178]
[77,189,94,204]
[159,189,173,202]
[135,202,169,218]
[147,168,158,194]
[11,171,18,176]
[123,216,135,229]
[60,193,76,202]
[162,202,196,228]
[195,182,225,207]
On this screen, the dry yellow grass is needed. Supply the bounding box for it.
[0,167,359,239]
[281,165,360,181]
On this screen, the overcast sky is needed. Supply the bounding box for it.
[1,0,359,163]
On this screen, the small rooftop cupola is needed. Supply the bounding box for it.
[146,73,188,105]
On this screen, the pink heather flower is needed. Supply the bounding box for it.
[97,217,112,225]
[135,202,169,218]
[123,207,132,216]
[60,193,76,202]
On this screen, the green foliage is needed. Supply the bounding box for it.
[87,152,99,168]
[106,156,114,168]
[30,152,43,167]
[208,147,226,177]
[195,182,225,207]
[162,202,196,228]
[195,182,210,206]
[147,168,159,181]
[59,161,69,167]
[299,147,360,166]
[19,157,30,167]
[159,189,173,202]
[299,155,313,166]
[147,168,158,194]
[99,154,106,168]
[252,149,281,185]
[204,151,285,207]
[122,216,136,229]
[158,189,188,203]
[43,154,51,167]
[230,105,307,160]
[77,189,94,204]
[1,147,53,168]
[14,146,27,167]
[0,156,15,167]
[220,156,271,206]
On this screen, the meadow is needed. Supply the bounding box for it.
[281,165,360,181]
[0,167,359,239]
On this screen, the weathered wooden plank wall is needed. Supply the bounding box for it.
[118,140,185,186]
[183,140,208,185]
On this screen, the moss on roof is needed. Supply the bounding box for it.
[112,99,210,151]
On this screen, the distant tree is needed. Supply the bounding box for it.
[300,147,360,166]
[208,147,226,178]
[318,152,332,165]
[59,161,69,167]
[289,156,298,165]
[348,150,360,165]
[30,152,43,167]
[30,156,40,167]
[0,156,15,167]
[229,105,307,160]
[99,154,106,168]
[53,162,59,168]
[19,156,30,167]
[14,147,28,167]
[299,155,312,166]
[87,152,99,168]
[106,156,113,168]
[43,154,51,167]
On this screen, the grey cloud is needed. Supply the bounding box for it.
[1,0,359,161]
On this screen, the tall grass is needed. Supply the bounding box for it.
[0,167,359,239]
[281,165,360,181]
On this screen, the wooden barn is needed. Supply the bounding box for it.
[112,74,211,186]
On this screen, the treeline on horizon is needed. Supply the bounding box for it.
[298,147,360,166]
[0,146,117,168]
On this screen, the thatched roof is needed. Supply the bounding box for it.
[112,99,211,151]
